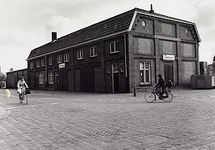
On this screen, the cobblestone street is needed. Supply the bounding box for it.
[0,88,215,149]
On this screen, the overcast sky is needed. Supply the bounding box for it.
[0,0,214,73]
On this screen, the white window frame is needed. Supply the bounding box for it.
[48,71,54,84]
[110,41,119,54]
[140,62,151,84]
[90,47,97,57]
[64,53,69,62]
[57,55,62,64]
[77,50,83,60]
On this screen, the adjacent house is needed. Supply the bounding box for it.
[7,7,201,92]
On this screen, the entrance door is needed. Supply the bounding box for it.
[55,72,59,90]
[164,64,173,83]
[113,73,119,92]
[112,64,119,93]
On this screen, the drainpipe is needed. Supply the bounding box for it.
[124,33,128,77]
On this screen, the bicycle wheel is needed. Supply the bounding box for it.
[22,94,28,105]
[163,91,173,102]
[144,92,156,103]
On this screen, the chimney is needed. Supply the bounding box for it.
[52,32,57,42]
[149,4,154,13]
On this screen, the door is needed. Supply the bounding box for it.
[60,70,68,91]
[55,72,59,90]
[164,64,173,83]
[74,69,81,91]
[112,64,119,93]
[113,73,119,92]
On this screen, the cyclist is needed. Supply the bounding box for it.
[17,76,29,100]
[155,74,166,99]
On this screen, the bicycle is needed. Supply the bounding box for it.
[18,87,30,105]
[144,85,173,103]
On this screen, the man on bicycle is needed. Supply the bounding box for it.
[156,74,166,99]
[17,76,29,100]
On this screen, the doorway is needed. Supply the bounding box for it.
[55,72,59,90]
[112,64,119,93]
[164,64,173,83]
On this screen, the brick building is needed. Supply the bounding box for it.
[8,7,201,92]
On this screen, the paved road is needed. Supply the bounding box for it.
[0,88,215,149]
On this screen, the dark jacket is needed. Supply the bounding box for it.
[156,77,166,88]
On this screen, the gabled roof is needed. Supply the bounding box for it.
[27,7,201,60]
[27,8,135,60]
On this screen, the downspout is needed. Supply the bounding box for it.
[124,33,128,77]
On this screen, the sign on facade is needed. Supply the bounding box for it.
[163,54,175,61]
[59,63,65,68]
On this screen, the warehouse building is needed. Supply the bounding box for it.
[7,7,201,92]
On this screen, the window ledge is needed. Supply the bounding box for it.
[139,82,151,86]
[110,51,119,54]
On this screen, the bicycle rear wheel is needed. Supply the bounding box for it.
[144,92,156,103]
[22,94,28,105]
[163,91,173,102]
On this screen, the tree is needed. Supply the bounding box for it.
[0,72,6,81]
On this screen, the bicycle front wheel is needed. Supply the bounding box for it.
[22,94,28,105]
[163,91,173,102]
[144,92,156,103]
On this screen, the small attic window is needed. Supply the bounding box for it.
[141,20,146,27]
[185,28,189,34]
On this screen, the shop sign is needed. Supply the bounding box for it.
[59,63,65,68]
[163,54,175,61]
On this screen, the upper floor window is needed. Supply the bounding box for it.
[140,62,151,84]
[41,59,45,67]
[90,47,97,57]
[36,60,40,68]
[30,62,34,69]
[110,41,119,54]
[49,57,53,65]
[57,55,62,64]
[77,50,83,60]
[64,53,69,62]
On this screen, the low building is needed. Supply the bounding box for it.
[6,69,28,89]
[11,7,201,92]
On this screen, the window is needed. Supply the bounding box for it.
[48,71,53,84]
[57,55,62,64]
[140,62,151,84]
[30,62,34,69]
[112,64,119,73]
[77,50,83,60]
[38,72,44,85]
[41,59,45,67]
[64,53,69,62]
[185,28,189,34]
[36,60,40,68]
[49,57,53,65]
[90,47,97,57]
[141,20,146,27]
[110,41,119,54]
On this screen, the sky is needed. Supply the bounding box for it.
[0,0,214,73]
